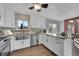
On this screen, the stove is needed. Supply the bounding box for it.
[0,36,11,56]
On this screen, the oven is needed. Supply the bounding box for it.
[0,36,11,56]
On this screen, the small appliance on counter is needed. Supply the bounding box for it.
[43,30,46,33]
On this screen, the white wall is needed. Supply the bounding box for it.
[60,21,64,33]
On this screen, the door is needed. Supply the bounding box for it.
[64,17,79,33]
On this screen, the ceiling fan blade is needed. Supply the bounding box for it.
[41,4,48,8]
[37,9,41,12]
[29,6,34,10]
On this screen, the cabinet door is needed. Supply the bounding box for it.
[41,35,55,52]
[37,16,46,28]
[39,35,64,56]
[30,15,38,28]
[43,35,49,47]
[30,14,46,28]
[11,36,30,51]
[11,36,23,50]
[5,8,15,27]
[0,5,5,26]
[23,38,30,48]
[45,36,51,49]
[54,38,64,56]
[48,36,55,52]
[39,34,43,44]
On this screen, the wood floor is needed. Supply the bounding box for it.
[11,44,56,56]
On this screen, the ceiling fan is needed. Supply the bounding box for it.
[28,3,48,12]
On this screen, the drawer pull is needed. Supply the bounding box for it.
[56,39,60,41]
[45,39,48,42]
[56,41,60,44]
[4,39,8,42]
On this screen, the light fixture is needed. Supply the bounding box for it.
[29,3,48,12]
[33,3,41,10]
[69,20,74,23]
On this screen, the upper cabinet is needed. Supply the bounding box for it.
[0,5,6,27]
[0,5,15,28]
[30,14,46,29]
[5,8,15,28]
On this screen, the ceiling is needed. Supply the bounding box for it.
[2,3,79,21]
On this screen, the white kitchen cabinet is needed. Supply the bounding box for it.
[0,5,15,27]
[30,15,38,28]
[30,14,46,28]
[39,34,46,44]
[41,35,48,47]
[48,36,64,56]
[0,5,6,26]
[39,34,53,50]
[54,38,64,56]
[64,38,72,56]
[47,36,64,56]
[40,34,64,56]
[37,15,46,28]
[39,34,42,44]
[23,38,30,48]
[43,35,55,54]
[39,34,49,47]
[39,34,48,48]
[48,36,55,52]
[5,8,15,28]
[11,36,30,51]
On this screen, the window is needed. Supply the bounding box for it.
[52,24,57,36]
[48,24,57,36]
[18,20,28,29]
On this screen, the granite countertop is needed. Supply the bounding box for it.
[43,33,66,40]
[0,30,38,39]
[0,30,70,40]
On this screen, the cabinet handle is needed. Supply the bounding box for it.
[56,39,60,41]
[56,41,60,44]
[46,39,48,42]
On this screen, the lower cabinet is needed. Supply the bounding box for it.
[54,38,64,56]
[39,34,43,44]
[39,34,64,56]
[11,34,64,55]
[11,36,30,51]
[48,36,55,53]
[39,34,46,44]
